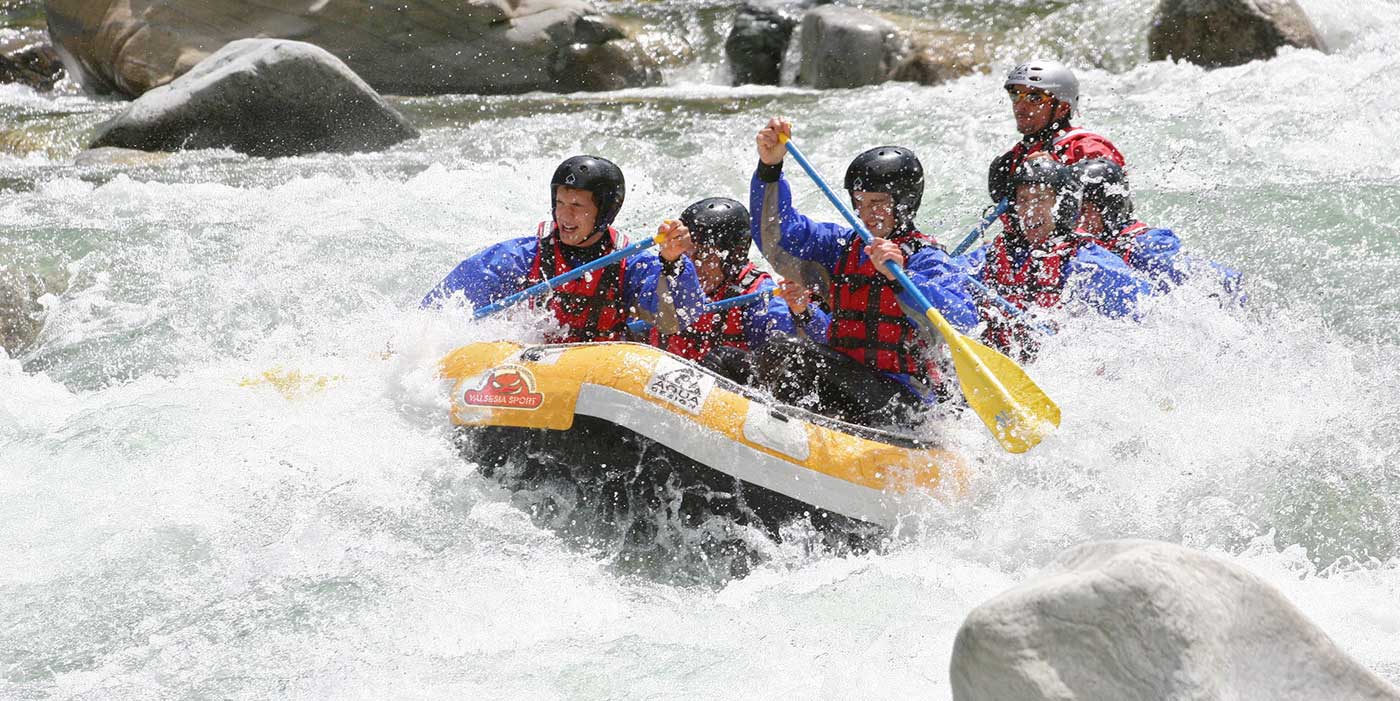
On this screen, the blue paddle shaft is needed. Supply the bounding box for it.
[951,199,1010,257]
[626,289,774,335]
[946,199,1054,337]
[782,141,942,320]
[472,235,657,319]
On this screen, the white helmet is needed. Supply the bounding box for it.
[1005,59,1079,115]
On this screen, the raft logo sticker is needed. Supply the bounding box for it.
[461,365,544,410]
[644,357,714,415]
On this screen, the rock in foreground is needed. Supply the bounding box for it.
[45,0,659,98]
[1149,0,1325,68]
[90,39,417,158]
[951,540,1399,701]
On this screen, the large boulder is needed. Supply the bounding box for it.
[724,0,807,86]
[890,26,989,87]
[44,0,661,98]
[0,28,64,90]
[950,540,1400,701]
[796,5,908,90]
[790,6,983,90]
[89,39,418,158]
[1148,0,1325,68]
[554,38,662,92]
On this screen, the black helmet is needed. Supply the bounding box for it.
[988,151,1017,204]
[1010,158,1081,239]
[1074,158,1134,231]
[551,155,625,233]
[681,197,750,259]
[844,146,924,230]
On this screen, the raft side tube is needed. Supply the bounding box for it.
[441,342,969,529]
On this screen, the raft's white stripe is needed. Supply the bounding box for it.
[575,384,906,528]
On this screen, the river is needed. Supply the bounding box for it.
[3,0,1399,696]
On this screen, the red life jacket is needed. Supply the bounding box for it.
[526,221,631,343]
[984,234,1084,310]
[979,232,1120,355]
[1006,126,1126,169]
[653,263,769,360]
[828,230,935,376]
[997,127,1126,234]
[1086,220,1149,261]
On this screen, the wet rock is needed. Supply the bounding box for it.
[1148,0,1325,68]
[784,7,987,89]
[553,37,662,93]
[72,146,173,167]
[890,27,989,87]
[0,28,64,90]
[89,39,418,158]
[950,540,1400,701]
[626,20,696,71]
[0,267,58,356]
[724,0,809,86]
[796,6,909,90]
[44,0,657,98]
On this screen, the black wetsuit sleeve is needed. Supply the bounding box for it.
[757,161,783,183]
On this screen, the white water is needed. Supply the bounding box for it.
[4,0,1400,696]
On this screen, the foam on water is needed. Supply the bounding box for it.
[3,0,1400,695]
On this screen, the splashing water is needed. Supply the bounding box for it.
[3,0,1400,696]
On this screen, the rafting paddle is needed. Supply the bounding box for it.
[951,198,1010,256]
[248,225,673,396]
[780,136,1060,453]
[470,230,667,319]
[625,289,774,335]
[946,198,1054,337]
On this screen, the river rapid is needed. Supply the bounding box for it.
[3,0,1400,697]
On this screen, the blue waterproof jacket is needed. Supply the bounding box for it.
[1120,224,1246,302]
[749,166,978,399]
[422,228,709,333]
[647,271,832,356]
[717,273,832,349]
[959,241,1154,319]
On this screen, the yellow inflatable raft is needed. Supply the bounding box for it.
[440,341,968,531]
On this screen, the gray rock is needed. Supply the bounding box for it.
[89,39,418,158]
[1148,0,1326,68]
[553,37,662,93]
[0,28,64,90]
[951,540,1400,701]
[796,5,909,90]
[44,0,658,98]
[0,267,59,356]
[724,0,807,86]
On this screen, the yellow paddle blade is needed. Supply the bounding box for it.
[932,309,1061,453]
[239,367,342,399]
